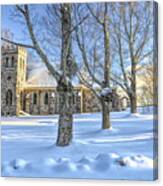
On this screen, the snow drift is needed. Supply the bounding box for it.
[1,109,157,180]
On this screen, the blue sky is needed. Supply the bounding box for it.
[1,5,24,41]
[1,5,47,43]
[1,5,59,64]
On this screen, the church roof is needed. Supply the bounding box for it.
[25,63,86,89]
[26,65,57,87]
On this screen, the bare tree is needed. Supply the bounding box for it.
[75,3,112,129]
[110,2,153,113]
[41,4,88,145]
[1,4,78,146]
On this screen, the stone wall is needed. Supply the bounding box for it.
[1,46,18,116]
[23,89,84,115]
[1,45,27,116]
[82,89,101,113]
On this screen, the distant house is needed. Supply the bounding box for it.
[116,64,154,107]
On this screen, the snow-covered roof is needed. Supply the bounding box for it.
[100,88,112,96]
[26,63,84,88]
[26,65,57,87]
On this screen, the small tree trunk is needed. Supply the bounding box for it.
[130,60,137,113]
[56,79,73,146]
[102,3,111,130]
[101,99,111,129]
[130,93,137,113]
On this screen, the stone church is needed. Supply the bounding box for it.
[1,44,128,116]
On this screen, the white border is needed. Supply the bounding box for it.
[0,0,162,185]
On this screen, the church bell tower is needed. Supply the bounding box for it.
[1,44,27,116]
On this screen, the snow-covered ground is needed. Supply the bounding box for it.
[1,108,157,180]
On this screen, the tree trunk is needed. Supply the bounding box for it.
[56,4,74,146]
[130,93,137,113]
[130,59,137,114]
[101,99,111,129]
[101,3,111,130]
[56,78,73,146]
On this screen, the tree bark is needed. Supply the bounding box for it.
[129,53,137,114]
[56,4,74,146]
[130,57,137,113]
[103,3,111,86]
[130,94,137,113]
[56,78,73,146]
[102,3,111,129]
[101,98,111,129]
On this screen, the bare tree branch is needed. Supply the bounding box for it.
[75,15,102,86]
[70,14,89,34]
[1,37,35,49]
[138,50,153,62]
[77,72,101,100]
[87,4,103,25]
[15,4,60,81]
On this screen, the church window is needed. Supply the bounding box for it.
[11,56,14,67]
[6,90,12,106]
[72,93,76,104]
[7,76,11,81]
[51,92,55,98]
[44,93,48,105]
[6,57,9,67]
[33,93,37,105]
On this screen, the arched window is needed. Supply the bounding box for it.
[7,76,11,81]
[6,90,12,106]
[19,58,22,69]
[11,56,14,67]
[6,57,9,67]
[20,92,23,104]
[44,93,48,105]
[33,93,37,105]
[72,93,76,104]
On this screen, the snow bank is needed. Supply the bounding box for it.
[43,158,57,166]
[10,159,28,170]
[2,159,28,176]
[78,156,94,165]
[116,155,153,168]
[55,158,77,172]
[2,153,154,177]
[94,153,112,171]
